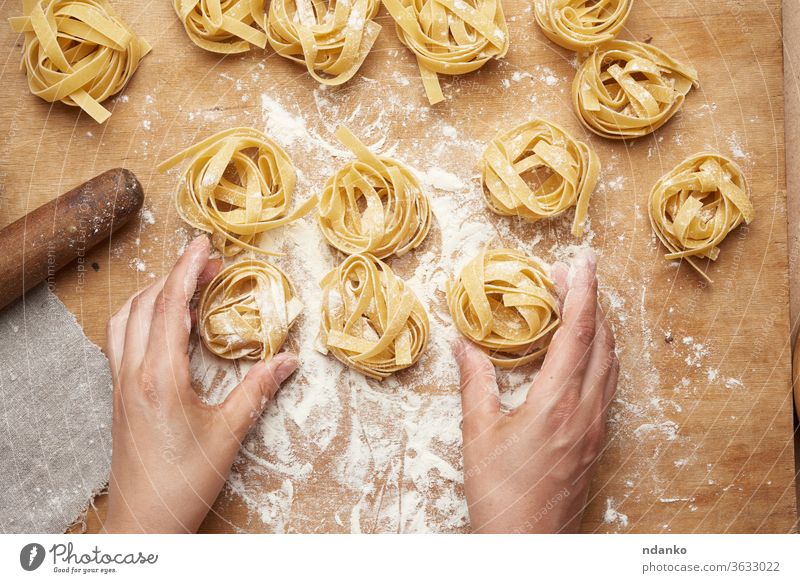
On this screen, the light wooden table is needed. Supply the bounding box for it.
[782,0,800,530]
[0,0,796,532]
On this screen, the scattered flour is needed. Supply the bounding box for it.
[159,72,748,533]
[129,258,146,272]
[604,498,629,529]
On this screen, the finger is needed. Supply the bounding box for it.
[146,236,210,365]
[527,249,598,407]
[220,353,299,440]
[550,261,569,311]
[578,305,615,415]
[603,351,620,408]
[453,338,502,439]
[107,296,135,383]
[190,258,222,327]
[121,278,166,370]
[198,257,222,287]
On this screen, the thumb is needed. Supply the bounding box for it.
[221,352,298,440]
[453,339,501,440]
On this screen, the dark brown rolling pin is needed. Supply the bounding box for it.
[0,168,144,311]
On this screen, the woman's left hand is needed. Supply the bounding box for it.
[104,235,298,533]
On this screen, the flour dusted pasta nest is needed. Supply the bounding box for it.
[158,127,316,257]
[648,153,754,282]
[447,248,560,367]
[318,127,431,259]
[480,119,600,237]
[534,0,633,51]
[8,0,151,124]
[267,0,381,85]
[318,254,429,380]
[383,0,509,105]
[572,40,699,139]
[173,0,267,53]
[199,260,303,360]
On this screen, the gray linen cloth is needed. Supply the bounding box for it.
[0,285,112,533]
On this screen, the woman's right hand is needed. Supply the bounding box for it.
[454,249,618,533]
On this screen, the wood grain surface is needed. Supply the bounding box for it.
[1,0,796,533]
[781,0,799,531]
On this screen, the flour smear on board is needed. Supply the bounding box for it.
[173,74,744,533]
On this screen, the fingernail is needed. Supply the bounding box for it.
[273,353,298,382]
[188,235,210,253]
[451,338,467,359]
[568,248,597,287]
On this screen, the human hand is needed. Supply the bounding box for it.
[103,235,298,533]
[454,248,618,533]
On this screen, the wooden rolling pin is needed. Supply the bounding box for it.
[0,168,144,312]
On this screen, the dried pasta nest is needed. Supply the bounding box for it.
[534,0,633,51]
[173,0,268,53]
[480,118,600,237]
[383,0,509,105]
[157,127,316,257]
[199,260,303,360]
[447,248,560,367]
[648,153,754,283]
[318,126,431,259]
[318,254,429,380]
[267,0,381,85]
[572,40,699,139]
[9,0,151,123]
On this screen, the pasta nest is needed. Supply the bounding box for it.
[383,0,509,105]
[648,153,754,282]
[447,248,560,367]
[534,0,633,51]
[318,254,429,380]
[157,127,317,257]
[480,118,600,237]
[8,0,151,124]
[572,40,698,139]
[266,0,381,86]
[318,126,431,259]
[199,260,303,360]
[173,0,268,53]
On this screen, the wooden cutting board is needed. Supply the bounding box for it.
[0,0,795,533]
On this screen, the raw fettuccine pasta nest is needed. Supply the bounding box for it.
[534,0,633,51]
[447,248,560,367]
[173,0,268,53]
[8,0,151,124]
[480,118,600,237]
[267,0,381,85]
[648,153,754,283]
[318,254,429,380]
[199,260,303,360]
[158,127,317,257]
[318,126,431,259]
[572,40,699,139]
[383,0,509,105]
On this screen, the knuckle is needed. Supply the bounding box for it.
[138,371,160,404]
[586,418,605,447]
[154,291,182,318]
[545,390,581,427]
[461,416,494,443]
[569,318,596,350]
[128,295,142,314]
